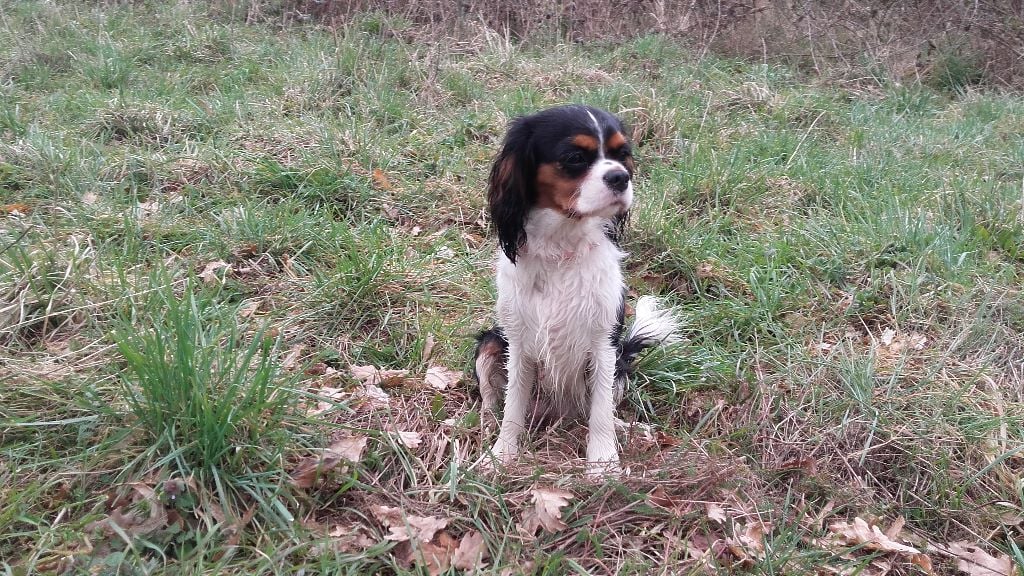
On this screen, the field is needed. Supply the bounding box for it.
[2,2,1023,574]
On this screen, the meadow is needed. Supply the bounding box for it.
[1,2,1023,574]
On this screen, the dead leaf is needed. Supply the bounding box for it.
[290,435,367,488]
[199,260,231,284]
[727,520,771,559]
[371,506,449,546]
[908,332,928,350]
[648,486,687,516]
[425,365,461,390]
[414,531,458,576]
[372,168,393,191]
[238,300,262,318]
[945,541,1014,576]
[393,430,422,449]
[308,386,346,415]
[281,343,305,370]
[829,517,922,556]
[87,483,170,538]
[349,364,409,387]
[1,203,31,215]
[137,199,160,217]
[386,515,449,544]
[706,502,727,523]
[371,505,405,527]
[911,552,935,573]
[355,382,391,409]
[327,523,376,553]
[421,333,436,364]
[686,532,729,562]
[884,516,905,541]
[656,431,681,449]
[779,456,817,476]
[453,530,488,570]
[881,327,897,346]
[696,262,715,279]
[500,562,534,576]
[82,192,100,205]
[521,486,573,535]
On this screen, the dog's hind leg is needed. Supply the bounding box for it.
[473,328,508,412]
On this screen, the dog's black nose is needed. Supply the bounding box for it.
[603,170,630,194]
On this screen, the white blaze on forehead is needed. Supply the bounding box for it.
[584,109,605,159]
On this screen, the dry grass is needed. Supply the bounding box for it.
[2,1,1023,574]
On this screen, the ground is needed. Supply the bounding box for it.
[1,2,1023,575]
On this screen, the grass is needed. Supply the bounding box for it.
[1,2,1023,574]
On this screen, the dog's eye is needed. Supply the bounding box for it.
[563,152,588,166]
[613,146,632,160]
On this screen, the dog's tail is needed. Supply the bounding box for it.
[615,296,680,400]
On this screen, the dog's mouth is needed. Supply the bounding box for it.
[567,198,630,220]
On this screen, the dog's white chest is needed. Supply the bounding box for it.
[495,233,624,398]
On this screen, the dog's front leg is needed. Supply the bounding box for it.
[490,347,535,465]
[586,343,620,477]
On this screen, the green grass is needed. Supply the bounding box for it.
[2,2,1023,574]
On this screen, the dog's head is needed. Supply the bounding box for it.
[488,105,635,264]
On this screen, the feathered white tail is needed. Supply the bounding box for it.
[626,295,680,346]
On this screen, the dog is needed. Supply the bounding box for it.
[473,105,679,476]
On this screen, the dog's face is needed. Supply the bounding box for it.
[488,105,635,263]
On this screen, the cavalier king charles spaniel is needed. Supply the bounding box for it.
[474,105,679,476]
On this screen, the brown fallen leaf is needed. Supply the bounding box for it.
[199,260,231,284]
[385,515,449,544]
[425,365,462,390]
[87,483,170,538]
[355,382,391,408]
[281,343,305,370]
[349,364,409,387]
[520,486,574,535]
[238,300,262,318]
[1,203,31,215]
[413,531,458,576]
[706,502,727,523]
[372,168,393,191]
[726,520,771,560]
[911,552,935,574]
[829,516,922,555]
[420,333,436,363]
[500,561,535,576]
[393,430,423,449]
[944,541,1014,576]
[290,435,367,488]
[452,530,488,571]
[656,431,681,449]
[308,386,347,415]
[686,531,729,563]
[137,199,160,217]
[648,486,689,516]
[370,505,405,527]
[371,506,448,544]
[327,523,377,553]
[884,516,905,541]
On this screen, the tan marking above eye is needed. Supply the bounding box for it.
[602,131,626,155]
[571,134,599,152]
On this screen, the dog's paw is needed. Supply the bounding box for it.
[474,441,516,474]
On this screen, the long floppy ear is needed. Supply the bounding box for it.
[488,117,535,265]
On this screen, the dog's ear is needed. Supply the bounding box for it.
[488,116,535,265]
